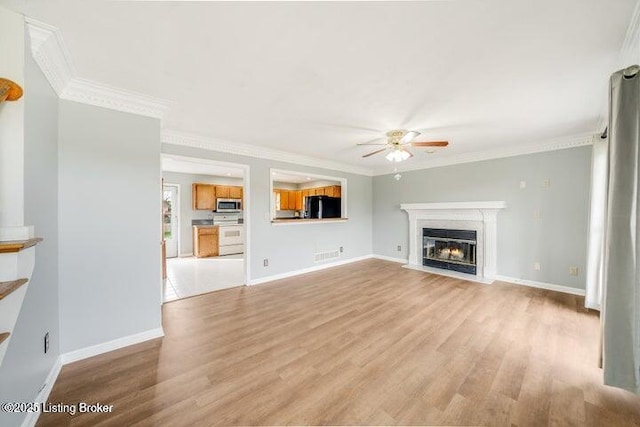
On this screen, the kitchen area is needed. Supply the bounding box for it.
[271,170,345,223]
[162,155,246,302]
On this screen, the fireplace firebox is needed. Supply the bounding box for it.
[423,228,477,275]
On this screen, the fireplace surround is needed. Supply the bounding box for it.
[401,202,506,284]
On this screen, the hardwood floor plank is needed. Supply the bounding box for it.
[37,259,640,426]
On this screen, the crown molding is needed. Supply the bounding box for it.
[373,133,596,175]
[63,78,170,119]
[25,18,169,119]
[161,129,375,176]
[25,18,74,96]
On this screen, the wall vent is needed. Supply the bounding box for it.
[315,249,340,263]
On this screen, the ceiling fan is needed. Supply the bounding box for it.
[358,129,449,162]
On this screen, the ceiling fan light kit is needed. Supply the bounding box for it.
[359,129,449,163]
[385,149,411,162]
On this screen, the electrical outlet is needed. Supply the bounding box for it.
[339,246,344,253]
[519,180,527,189]
[533,209,541,220]
[397,245,402,251]
[263,258,269,267]
[534,262,541,271]
[44,332,49,354]
[542,178,551,188]
[569,266,579,276]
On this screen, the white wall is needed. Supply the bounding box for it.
[0,27,60,427]
[59,100,162,353]
[0,5,25,232]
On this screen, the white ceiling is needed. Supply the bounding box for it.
[161,156,244,178]
[17,0,638,173]
[272,171,340,184]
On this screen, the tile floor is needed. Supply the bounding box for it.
[164,254,244,302]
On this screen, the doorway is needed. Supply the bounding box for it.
[160,154,251,303]
[163,184,180,258]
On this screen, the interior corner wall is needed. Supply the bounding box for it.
[161,143,373,281]
[0,28,61,427]
[58,101,162,353]
[372,146,592,290]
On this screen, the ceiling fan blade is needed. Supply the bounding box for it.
[399,131,421,145]
[411,141,449,147]
[362,148,387,158]
[356,137,386,146]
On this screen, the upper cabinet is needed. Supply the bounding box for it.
[229,186,243,199]
[192,183,244,211]
[215,185,230,198]
[271,169,347,222]
[192,183,216,210]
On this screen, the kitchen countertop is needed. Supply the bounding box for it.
[271,218,348,225]
[192,224,243,228]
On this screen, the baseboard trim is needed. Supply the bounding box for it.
[60,327,165,365]
[178,252,193,258]
[248,254,375,286]
[495,275,585,296]
[371,254,408,264]
[21,356,63,427]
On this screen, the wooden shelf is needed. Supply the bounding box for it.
[0,332,9,346]
[0,238,43,254]
[0,278,28,300]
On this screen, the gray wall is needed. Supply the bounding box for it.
[162,171,243,255]
[162,144,373,280]
[0,37,61,427]
[59,101,162,353]
[373,146,591,289]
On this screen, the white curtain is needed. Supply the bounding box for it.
[585,138,608,310]
[601,65,640,394]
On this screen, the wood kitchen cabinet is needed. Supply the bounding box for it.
[280,191,289,210]
[229,186,243,199]
[294,190,303,210]
[215,185,230,198]
[193,226,219,257]
[274,187,341,211]
[216,185,243,202]
[324,185,341,197]
[192,183,216,210]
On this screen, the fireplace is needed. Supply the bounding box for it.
[401,202,506,284]
[423,228,477,275]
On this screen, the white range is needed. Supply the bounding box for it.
[217,225,244,255]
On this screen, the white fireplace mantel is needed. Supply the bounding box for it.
[401,201,506,283]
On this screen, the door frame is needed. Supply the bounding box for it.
[161,153,251,286]
[163,182,181,258]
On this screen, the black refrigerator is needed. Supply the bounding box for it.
[305,196,341,219]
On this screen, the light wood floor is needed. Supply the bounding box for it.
[38,259,640,426]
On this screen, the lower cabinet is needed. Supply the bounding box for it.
[193,226,219,257]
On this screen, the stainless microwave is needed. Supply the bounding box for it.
[216,199,242,212]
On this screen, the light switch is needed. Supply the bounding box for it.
[519,180,527,189]
[534,262,541,271]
